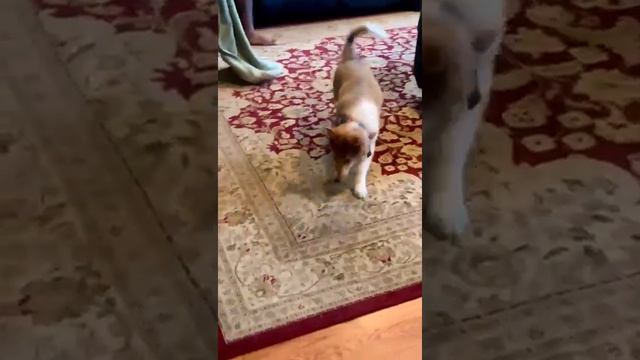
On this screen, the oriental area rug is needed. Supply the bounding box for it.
[1,0,216,359]
[218,26,423,358]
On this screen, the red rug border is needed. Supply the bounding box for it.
[218,282,422,359]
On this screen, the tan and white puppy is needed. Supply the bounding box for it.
[329,24,388,199]
[422,0,506,237]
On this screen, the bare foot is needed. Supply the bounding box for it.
[247,31,276,46]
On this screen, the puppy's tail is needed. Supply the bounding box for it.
[341,23,388,62]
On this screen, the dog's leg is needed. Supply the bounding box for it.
[424,33,501,238]
[353,141,376,199]
[424,104,483,238]
[335,161,350,183]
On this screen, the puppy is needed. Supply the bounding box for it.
[421,0,506,237]
[329,23,388,199]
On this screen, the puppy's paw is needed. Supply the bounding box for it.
[424,191,469,239]
[353,184,368,199]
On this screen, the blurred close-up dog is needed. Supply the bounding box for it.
[421,0,506,237]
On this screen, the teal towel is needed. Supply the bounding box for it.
[218,0,284,83]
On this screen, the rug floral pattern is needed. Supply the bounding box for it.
[227,27,422,177]
[489,1,640,177]
[0,0,216,358]
[218,27,422,341]
[36,0,217,99]
[34,0,218,304]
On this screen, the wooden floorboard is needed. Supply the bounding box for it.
[234,298,422,360]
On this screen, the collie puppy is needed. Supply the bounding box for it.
[422,0,506,237]
[328,24,388,199]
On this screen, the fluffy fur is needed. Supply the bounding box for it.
[422,0,506,237]
[329,24,388,199]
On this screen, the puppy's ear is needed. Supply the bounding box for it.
[472,30,497,53]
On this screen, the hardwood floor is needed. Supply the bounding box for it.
[234,298,422,360]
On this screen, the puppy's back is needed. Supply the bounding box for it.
[333,61,382,108]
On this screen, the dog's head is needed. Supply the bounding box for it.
[327,123,369,180]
